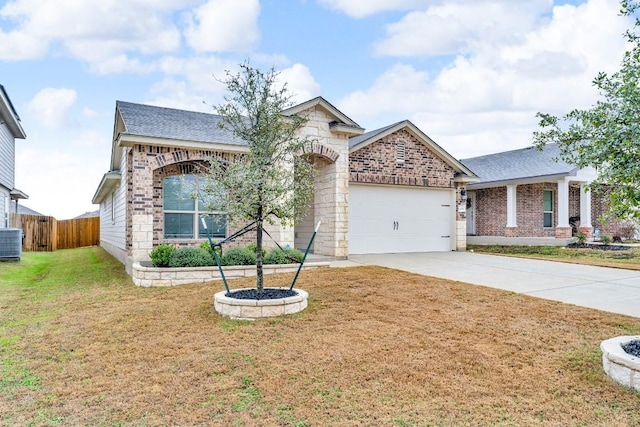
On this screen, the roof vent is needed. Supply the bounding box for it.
[396,141,406,163]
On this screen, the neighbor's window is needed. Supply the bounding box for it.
[543,190,553,228]
[163,175,226,239]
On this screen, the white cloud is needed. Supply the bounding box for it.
[373,0,551,57]
[316,0,431,18]
[27,88,77,128]
[15,146,107,219]
[0,0,185,71]
[339,0,631,158]
[184,0,260,53]
[277,64,322,104]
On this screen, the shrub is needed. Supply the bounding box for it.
[150,244,175,267]
[574,230,587,245]
[264,247,304,264]
[600,234,612,245]
[168,247,215,268]
[221,246,256,266]
[246,242,266,257]
[200,241,222,259]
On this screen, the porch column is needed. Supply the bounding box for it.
[505,184,517,237]
[579,183,593,236]
[555,178,571,238]
[506,185,517,227]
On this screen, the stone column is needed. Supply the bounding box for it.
[505,184,518,237]
[579,183,593,236]
[555,178,572,238]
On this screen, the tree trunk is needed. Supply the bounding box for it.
[256,215,264,296]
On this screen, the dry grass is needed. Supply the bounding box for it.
[1,247,640,426]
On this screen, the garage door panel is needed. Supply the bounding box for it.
[349,184,454,254]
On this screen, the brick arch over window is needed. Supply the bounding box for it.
[152,149,242,170]
[300,142,339,163]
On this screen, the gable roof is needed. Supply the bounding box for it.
[460,143,580,188]
[116,101,245,146]
[349,120,478,180]
[282,96,365,136]
[0,84,26,139]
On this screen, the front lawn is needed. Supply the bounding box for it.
[1,247,639,426]
[469,244,640,270]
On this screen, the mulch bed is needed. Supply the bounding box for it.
[226,288,297,299]
[566,243,631,251]
[622,340,640,357]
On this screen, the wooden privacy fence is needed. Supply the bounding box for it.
[9,214,100,252]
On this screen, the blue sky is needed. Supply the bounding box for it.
[0,0,632,219]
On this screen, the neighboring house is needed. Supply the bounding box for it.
[93,97,478,274]
[74,210,100,219]
[461,144,629,244]
[9,201,42,216]
[0,85,27,228]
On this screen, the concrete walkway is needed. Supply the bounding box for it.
[340,252,640,318]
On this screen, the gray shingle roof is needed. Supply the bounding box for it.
[460,143,578,185]
[349,121,404,149]
[116,101,246,146]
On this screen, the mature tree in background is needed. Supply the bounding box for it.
[533,0,640,221]
[202,63,316,295]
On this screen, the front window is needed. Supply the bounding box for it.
[163,175,226,239]
[543,190,553,228]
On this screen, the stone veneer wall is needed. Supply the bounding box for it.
[298,107,350,259]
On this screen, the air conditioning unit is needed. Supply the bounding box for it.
[0,228,23,261]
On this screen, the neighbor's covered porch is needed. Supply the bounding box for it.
[466,171,596,246]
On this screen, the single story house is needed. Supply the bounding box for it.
[460,144,632,245]
[93,97,478,274]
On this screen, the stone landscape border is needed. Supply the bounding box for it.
[214,287,309,320]
[601,335,640,392]
[132,261,330,287]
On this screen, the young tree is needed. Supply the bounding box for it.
[533,0,640,220]
[202,62,316,295]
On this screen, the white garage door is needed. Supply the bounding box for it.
[349,184,454,254]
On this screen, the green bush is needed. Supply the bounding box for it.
[575,230,587,245]
[264,247,304,264]
[168,247,215,267]
[221,246,256,266]
[246,242,266,257]
[150,244,176,267]
[200,241,222,259]
[600,234,612,245]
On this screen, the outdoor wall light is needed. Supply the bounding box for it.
[460,189,467,200]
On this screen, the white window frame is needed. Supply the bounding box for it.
[163,175,227,240]
[543,189,554,228]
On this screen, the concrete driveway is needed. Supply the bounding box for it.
[346,252,640,318]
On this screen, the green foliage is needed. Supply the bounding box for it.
[575,230,587,245]
[167,247,214,268]
[149,244,176,267]
[263,247,303,264]
[202,62,317,292]
[246,242,266,257]
[200,240,221,258]
[221,246,257,266]
[599,234,613,245]
[533,1,640,221]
